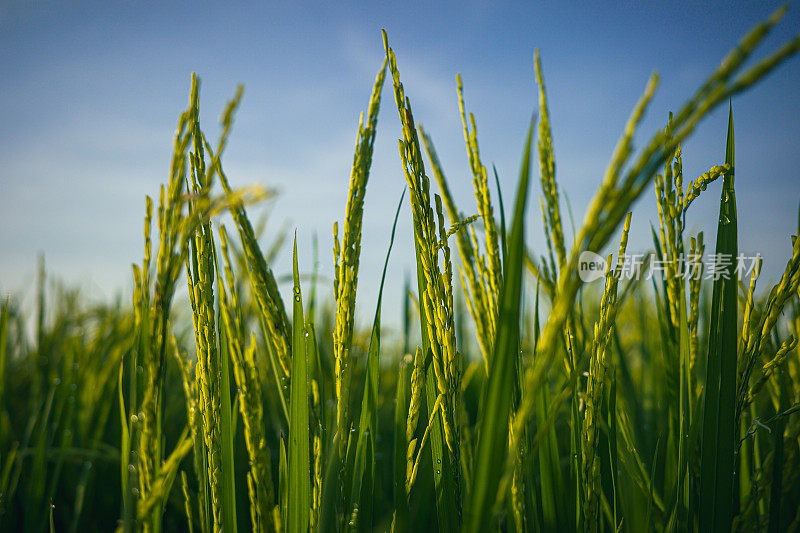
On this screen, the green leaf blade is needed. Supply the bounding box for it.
[288,236,310,533]
[699,103,738,533]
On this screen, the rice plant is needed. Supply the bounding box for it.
[2,7,800,532]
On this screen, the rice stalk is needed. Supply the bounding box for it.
[129,75,195,533]
[420,127,491,371]
[185,101,227,533]
[384,29,462,530]
[218,226,278,532]
[215,110,293,425]
[582,213,632,532]
[332,55,387,457]
[534,50,567,274]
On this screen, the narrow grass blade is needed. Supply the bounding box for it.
[532,275,564,531]
[645,438,660,530]
[536,379,564,531]
[280,435,289,529]
[767,366,787,533]
[493,164,508,268]
[392,357,410,532]
[699,103,738,532]
[606,371,619,530]
[466,118,534,533]
[346,433,374,530]
[318,430,341,533]
[118,361,132,533]
[347,189,404,530]
[288,235,310,533]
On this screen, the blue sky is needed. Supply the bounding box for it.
[1,1,799,330]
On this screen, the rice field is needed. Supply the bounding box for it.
[3,8,800,532]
